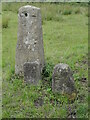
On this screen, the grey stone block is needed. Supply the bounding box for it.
[23,61,41,85]
[52,63,76,95]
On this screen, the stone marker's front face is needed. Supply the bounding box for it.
[52,63,76,96]
[23,62,40,85]
[15,5,44,75]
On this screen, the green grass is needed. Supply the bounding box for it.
[0,3,2,119]
[2,16,9,28]
[2,3,88,118]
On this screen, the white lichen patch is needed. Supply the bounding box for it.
[32,48,34,51]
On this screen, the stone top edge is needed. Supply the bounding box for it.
[19,5,40,11]
[24,61,40,65]
[54,63,69,69]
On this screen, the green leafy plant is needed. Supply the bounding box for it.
[42,62,53,78]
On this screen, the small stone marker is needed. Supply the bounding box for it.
[52,63,76,98]
[15,5,44,75]
[23,62,41,85]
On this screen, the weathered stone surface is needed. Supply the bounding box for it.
[52,63,76,95]
[23,61,41,85]
[15,5,44,75]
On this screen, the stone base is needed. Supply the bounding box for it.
[23,61,41,85]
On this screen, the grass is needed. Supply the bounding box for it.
[2,16,9,28]
[0,3,2,119]
[2,3,88,118]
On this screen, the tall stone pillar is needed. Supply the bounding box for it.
[15,5,45,76]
